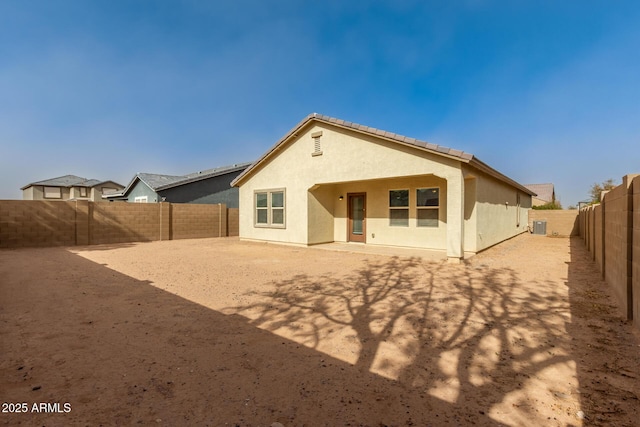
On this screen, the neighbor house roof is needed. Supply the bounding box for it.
[231,113,536,196]
[21,175,122,190]
[524,183,554,202]
[107,163,252,198]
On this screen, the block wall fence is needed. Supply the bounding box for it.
[578,174,640,329]
[529,209,579,237]
[0,200,239,248]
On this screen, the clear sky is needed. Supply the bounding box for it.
[1,1,639,207]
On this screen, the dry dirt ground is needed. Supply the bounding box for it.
[1,234,639,426]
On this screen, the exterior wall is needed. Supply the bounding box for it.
[578,174,640,327]
[528,210,579,237]
[0,200,77,247]
[532,197,547,207]
[308,185,335,245]
[91,182,124,202]
[228,208,239,237]
[463,176,477,254]
[594,205,603,271]
[22,184,122,202]
[0,200,236,248]
[171,203,227,239]
[126,181,159,203]
[634,178,640,329]
[603,176,634,319]
[237,122,464,253]
[474,171,530,252]
[90,202,164,244]
[326,175,448,250]
[22,187,35,200]
[159,171,243,207]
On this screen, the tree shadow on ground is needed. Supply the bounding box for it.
[1,247,508,426]
[230,255,576,425]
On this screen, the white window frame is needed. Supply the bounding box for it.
[389,189,409,227]
[44,186,62,199]
[416,187,440,228]
[254,189,286,228]
[134,196,148,203]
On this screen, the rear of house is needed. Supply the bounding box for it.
[232,114,533,261]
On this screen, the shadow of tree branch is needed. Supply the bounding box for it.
[228,255,575,423]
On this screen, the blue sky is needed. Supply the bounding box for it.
[1,1,638,206]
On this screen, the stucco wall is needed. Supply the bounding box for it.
[327,175,449,249]
[474,171,530,252]
[463,177,478,254]
[22,187,34,200]
[238,122,464,251]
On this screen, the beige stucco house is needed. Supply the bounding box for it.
[22,175,124,202]
[524,183,555,207]
[231,114,534,261]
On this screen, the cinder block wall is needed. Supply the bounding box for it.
[0,201,235,248]
[603,177,634,319]
[172,204,224,239]
[228,208,239,237]
[633,177,640,329]
[0,201,77,248]
[594,205,603,272]
[529,210,579,236]
[578,174,639,327]
[90,203,163,245]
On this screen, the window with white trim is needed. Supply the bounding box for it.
[255,189,285,228]
[389,189,409,226]
[416,188,439,227]
[44,186,61,199]
[134,196,148,203]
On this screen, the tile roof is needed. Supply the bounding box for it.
[21,175,121,190]
[524,183,555,202]
[231,113,536,196]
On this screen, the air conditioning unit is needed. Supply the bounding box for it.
[533,220,547,235]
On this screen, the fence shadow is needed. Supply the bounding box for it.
[5,238,637,425]
[566,237,640,425]
[1,247,502,426]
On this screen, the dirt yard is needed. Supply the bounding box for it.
[1,234,639,426]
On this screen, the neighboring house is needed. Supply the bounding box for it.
[231,113,535,261]
[106,163,251,207]
[21,175,124,202]
[524,183,555,207]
